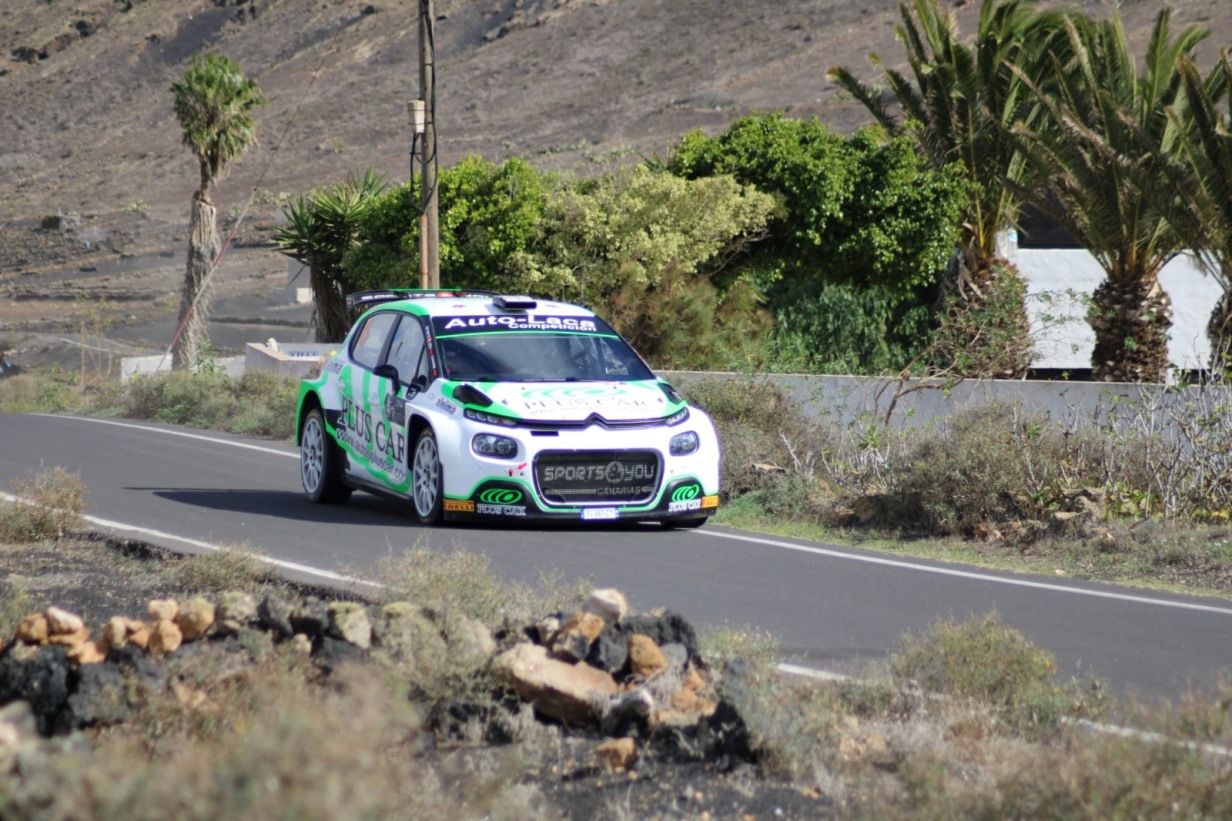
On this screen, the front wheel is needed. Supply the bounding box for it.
[301,408,352,504]
[411,428,444,525]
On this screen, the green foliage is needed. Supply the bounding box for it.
[342,157,553,294]
[536,165,775,305]
[170,53,264,196]
[770,280,935,375]
[604,265,773,371]
[667,114,850,274]
[667,115,967,373]
[1013,9,1208,381]
[275,169,388,341]
[120,371,298,438]
[890,613,1100,731]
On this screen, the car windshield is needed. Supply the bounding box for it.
[437,331,654,382]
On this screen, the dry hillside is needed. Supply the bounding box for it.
[0,0,1229,359]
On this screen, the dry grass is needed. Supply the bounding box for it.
[0,467,87,543]
[168,545,276,593]
[2,652,554,820]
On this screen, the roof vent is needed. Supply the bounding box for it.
[494,295,537,311]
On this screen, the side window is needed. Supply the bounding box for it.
[350,312,398,369]
[385,315,428,384]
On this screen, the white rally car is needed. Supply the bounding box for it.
[295,290,721,527]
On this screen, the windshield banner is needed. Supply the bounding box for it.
[432,315,605,335]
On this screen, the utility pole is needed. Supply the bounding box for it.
[417,0,440,288]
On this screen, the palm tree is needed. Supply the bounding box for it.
[1011,10,1207,383]
[274,170,387,342]
[828,0,1065,378]
[170,53,264,370]
[1170,51,1232,374]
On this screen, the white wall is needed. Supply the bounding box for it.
[1009,240,1223,372]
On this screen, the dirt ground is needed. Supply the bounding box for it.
[0,533,829,819]
[2,0,1229,368]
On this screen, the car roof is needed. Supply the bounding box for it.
[347,289,596,319]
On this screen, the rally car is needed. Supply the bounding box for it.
[295,289,721,527]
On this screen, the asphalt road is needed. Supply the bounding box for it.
[3,411,1231,701]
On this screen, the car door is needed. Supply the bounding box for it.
[361,313,431,493]
[337,311,400,486]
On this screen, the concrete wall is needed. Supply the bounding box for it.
[662,370,1222,431]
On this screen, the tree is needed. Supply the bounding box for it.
[828,0,1066,377]
[1170,51,1232,373]
[274,169,387,342]
[1012,9,1207,382]
[169,53,263,370]
[667,115,968,375]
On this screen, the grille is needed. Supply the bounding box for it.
[534,450,661,505]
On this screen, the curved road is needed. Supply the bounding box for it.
[2,412,1230,700]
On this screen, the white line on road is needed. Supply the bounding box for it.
[699,529,1232,617]
[27,414,1232,616]
[0,490,382,589]
[38,414,297,458]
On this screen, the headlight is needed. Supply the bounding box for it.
[465,408,517,427]
[472,433,519,459]
[669,431,700,456]
[664,407,690,426]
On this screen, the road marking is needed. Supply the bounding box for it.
[0,490,382,590]
[37,414,297,459]
[700,529,1232,616]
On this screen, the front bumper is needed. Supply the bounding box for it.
[440,421,720,523]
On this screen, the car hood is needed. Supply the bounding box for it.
[479,380,673,422]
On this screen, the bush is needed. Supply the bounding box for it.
[890,614,1102,732]
[679,377,827,497]
[0,467,87,543]
[119,371,298,438]
[170,546,274,593]
[885,402,1072,536]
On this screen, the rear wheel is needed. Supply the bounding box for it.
[412,428,444,524]
[301,408,352,504]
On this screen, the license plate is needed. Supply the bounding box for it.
[582,507,618,521]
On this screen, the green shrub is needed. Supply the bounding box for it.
[119,371,297,438]
[604,266,772,371]
[0,467,87,543]
[890,614,1102,732]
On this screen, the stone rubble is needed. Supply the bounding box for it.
[0,587,753,771]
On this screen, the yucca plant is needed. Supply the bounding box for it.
[170,53,264,370]
[274,169,387,341]
[829,0,1066,378]
[1012,9,1207,383]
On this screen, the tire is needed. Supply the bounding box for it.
[661,516,707,530]
[301,408,352,504]
[411,427,444,525]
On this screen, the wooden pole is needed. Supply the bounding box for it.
[418,0,440,288]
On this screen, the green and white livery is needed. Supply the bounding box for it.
[295,290,721,527]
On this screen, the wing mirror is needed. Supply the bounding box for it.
[373,363,400,383]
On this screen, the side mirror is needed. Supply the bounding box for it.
[373,363,399,383]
